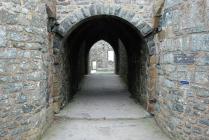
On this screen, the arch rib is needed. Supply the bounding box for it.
[53,4,155,55]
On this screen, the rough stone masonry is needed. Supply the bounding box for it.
[0,0,209,140]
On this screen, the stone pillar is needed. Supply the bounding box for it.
[0,0,53,139]
[155,0,209,139]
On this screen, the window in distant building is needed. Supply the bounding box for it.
[108,51,114,62]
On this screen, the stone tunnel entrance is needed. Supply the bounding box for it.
[42,5,169,140]
[52,14,156,112]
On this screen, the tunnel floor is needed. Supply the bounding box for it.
[41,74,171,140]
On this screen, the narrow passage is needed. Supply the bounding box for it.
[42,74,170,140]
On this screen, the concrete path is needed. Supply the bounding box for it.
[41,74,171,140]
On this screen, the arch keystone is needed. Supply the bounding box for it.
[103,4,110,15]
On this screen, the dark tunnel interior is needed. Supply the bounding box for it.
[59,15,149,107]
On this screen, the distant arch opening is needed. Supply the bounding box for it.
[89,40,115,74]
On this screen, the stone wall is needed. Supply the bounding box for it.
[0,0,53,139]
[118,39,128,83]
[56,0,154,25]
[89,40,115,73]
[1,0,209,140]
[155,0,209,139]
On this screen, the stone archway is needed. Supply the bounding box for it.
[51,4,157,114]
[54,4,155,55]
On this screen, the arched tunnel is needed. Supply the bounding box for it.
[56,15,151,108]
[42,13,169,140]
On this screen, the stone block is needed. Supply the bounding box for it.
[0,26,6,47]
[60,19,72,33]
[194,71,208,83]
[70,0,90,5]
[53,102,61,113]
[172,103,184,112]
[192,127,202,134]
[147,40,155,50]
[0,49,17,59]
[163,79,175,88]
[95,4,102,15]
[204,99,209,104]
[149,65,157,78]
[17,94,27,103]
[193,104,206,111]
[196,55,209,65]
[191,34,209,52]
[162,64,176,73]
[81,7,91,17]
[150,55,158,64]
[141,24,153,36]
[196,90,209,97]
[52,83,61,97]
[114,0,131,4]
[74,10,85,21]
[199,119,209,126]
[174,54,195,65]
[0,9,18,24]
[22,104,33,113]
[89,4,97,16]
[162,53,174,64]
[164,0,183,9]
[5,83,23,93]
[27,71,47,81]
[0,129,7,137]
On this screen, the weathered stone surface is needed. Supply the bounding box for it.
[22,104,34,113]
[155,0,209,139]
[81,7,91,17]
[0,0,209,140]
[0,0,52,140]
[141,24,153,36]
[0,26,6,47]
[0,9,18,24]
[172,103,184,112]
[147,40,156,55]
[174,54,195,65]
[195,88,209,97]
[57,4,150,37]
[199,119,209,126]
[0,49,17,58]
[17,94,27,103]
[0,130,7,137]
[193,104,206,111]
[153,0,165,16]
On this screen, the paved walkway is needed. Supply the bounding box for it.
[41,74,171,140]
